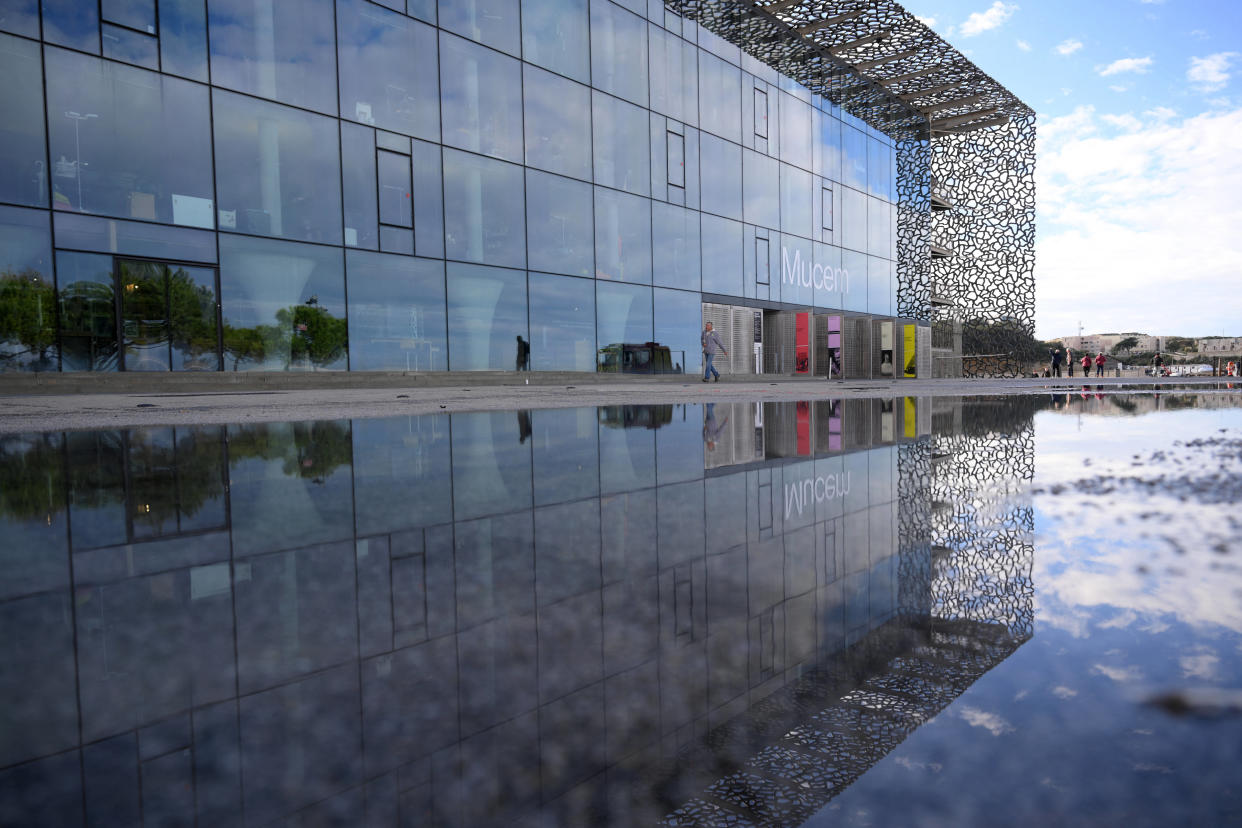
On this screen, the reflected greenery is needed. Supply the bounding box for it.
[223,298,348,371]
[0,270,58,368]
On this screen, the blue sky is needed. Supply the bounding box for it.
[900,0,1242,339]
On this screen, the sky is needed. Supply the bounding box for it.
[898,0,1242,340]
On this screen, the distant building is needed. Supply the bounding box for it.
[1060,334,1161,355]
[1197,337,1242,355]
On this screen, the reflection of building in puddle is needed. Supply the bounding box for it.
[0,399,1034,827]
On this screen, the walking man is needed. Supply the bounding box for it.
[1094,352,1106,377]
[701,321,728,382]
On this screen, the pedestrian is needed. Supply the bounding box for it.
[1094,352,1106,377]
[1050,347,1063,377]
[702,402,729,451]
[1153,353,1164,376]
[515,335,530,371]
[1228,360,1238,377]
[1080,354,1091,377]
[1067,348,1074,377]
[701,321,727,382]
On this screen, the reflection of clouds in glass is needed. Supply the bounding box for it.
[895,756,943,773]
[1091,663,1144,683]
[1051,686,1078,699]
[957,706,1014,736]
[1179,648,1221,681]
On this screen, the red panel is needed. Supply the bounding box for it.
[796,400,810,455]
[795,312,809,374]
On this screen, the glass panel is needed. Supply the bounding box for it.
[378,150,412,229]
[822,186,833,232]
[592,92,650,196]
[119,260,170,371]
[57,252,118,372]
[531,408,599,505]
[341,123,377,250]
[102,24,159,69]
[521,0,589,82]
[868,256,892,317]
[867,196,890,258]
[868,135,892,199]
[413,140,444,260]
[815,111,841,182]
[0,206,56,372]
[699,214,741,296]
[779,91,812,171]
[439,0,520,55]
[528,272,594,371]
[743,149,779,230]
[523,65,591,181]
[841,247,866,312]
[445,262,527,371]
[649,26,695,124]
[780,163,812,238]
[379,224,413,255]
[168,265,219,370]
[778,233,812,306]
[526,170,593,278]
[53,213,217,263]
[440,32,523,163]
[345,250,447,371]
[595,281,651,371]
[218,234,347,371]
[841,124,867,190]
[352,414,452,536]
[652,287,698,376]
[337,0,439,142]
[841,186,866,253]
[442,149,525,269]
[208,0,337,114]
[813,241,842,311]
[159,0,209,81]
[0,34,46,208]
[103,0,156,30]
[667,131,685,188]
[43,0,101,52]
[699,133,740,220]
[212,89,342,244]
[46,48,214,227]
[698,51,740,143]
[0,0,39,37]
[753,88,767,138]
[590,0,647,106]
[593,187,650,284]
[450,413,531,521]
[651,201,699,291]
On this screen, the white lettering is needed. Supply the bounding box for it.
[783,471,852,518]
[781,247,802,286]
[780,246,851,295]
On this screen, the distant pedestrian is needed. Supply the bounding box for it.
[701,321,727,382]
[515,335,530,371]
[1080,354,1091,376]
[1153,353,1165,376]
[1095,352,1106,377]
[1050,348,1063,377]
[1228,360,1238,377]
[1067,348,1074,377]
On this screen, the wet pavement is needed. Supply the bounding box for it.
[1,391,1240,826]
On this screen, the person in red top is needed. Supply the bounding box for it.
[1080,354,1091,376]
[1094,352,1106,377]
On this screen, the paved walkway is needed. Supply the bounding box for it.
[1,373,1237,433]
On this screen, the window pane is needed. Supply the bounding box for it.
[337,0,439,141]
[440,32,523,163]
[841,124,867,190]
[219,234,347,371]
[413,139,444,260]
[43,0,100,52]
[813,241,841,311]
[649,26,696,124]
[0,0,39,38]
[841,186,866,253]
[780,163,812,238]
[842,248,866,312]
[0,34,46,208]
[54,213,217,263]
[341,122,377,250]
[590,0,647,106]
[212,89,342,244]
[652,287,698,376]
[103,0,155,30]
[651,201,699,291]
[378,150,412,229]
[867,195,890,258]
[439,0,520,55]
[699,133,740,220]
[102,24,159,69]
[521,0,588,82]
[778,91,812,171]
[778,234,811,305]
[120,260,170,371]
[595,280,651,369]
[743,148,778,229]
[592,92,649,196]
[346,250,446,371]
[57,252,117,372]
[46,48,214,228]
[0,206,56,372]
[208,0,337,114]
[531,408,599,505]
[445,262,526,371]
[526,170,593,278]
[667,130,685,188]
[443,149,525,268]
[699,214,741,296]
[523,65,591,181]
[868,135,892,199]
[815,111,840,182]
[528,271,594,371]
[168,265,219,370]
[868,256,892,317]
[698,51,740,143]
[159,0,209,81]
[594,187,650,284]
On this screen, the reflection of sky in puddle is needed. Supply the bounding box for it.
[808,398,1242,828]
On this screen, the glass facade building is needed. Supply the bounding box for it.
[0,0,915,377]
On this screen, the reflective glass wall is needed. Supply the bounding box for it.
[0,0,898,373]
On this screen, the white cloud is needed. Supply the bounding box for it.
[916,15,937,27]
[1143,106,1177,120]
[1179,649,1220,680]
[1109,84,1129,93]
[1056,39,1083,56]
[1092,663,1144,683]
[1101,113,1142,131]
[957,706,1014,736]
[1098,56,1154,76]
[1188,52,1239,93]
[1017,39,1032,52]
[960,1,1018,37]
[1051,686,1078,699]
[1036,105,1242,337]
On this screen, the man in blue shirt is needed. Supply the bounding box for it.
[701,322,728,383]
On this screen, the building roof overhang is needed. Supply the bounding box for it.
[664,0,1033,141]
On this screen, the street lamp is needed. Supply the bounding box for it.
[64,111,98,212]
